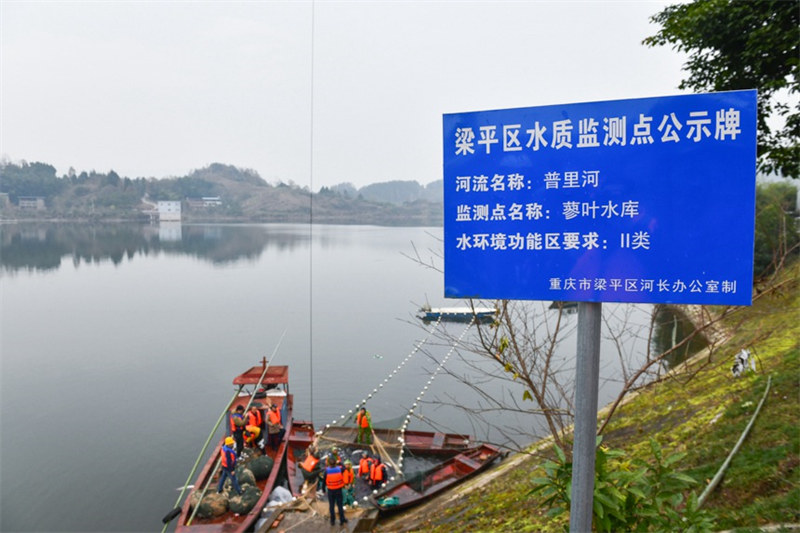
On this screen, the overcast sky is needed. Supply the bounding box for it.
[1,1,687,190]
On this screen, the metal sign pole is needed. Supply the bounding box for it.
[569,301,602,533]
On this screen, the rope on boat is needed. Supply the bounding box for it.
[181,330,288,527]
[315,316,443,436]
[394,318,475,477]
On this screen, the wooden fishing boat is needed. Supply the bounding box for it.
[321,425,474,455]
[370,443,501,512]
[174,361,293,533]
[286,422,478,497]
[286,420,317,496]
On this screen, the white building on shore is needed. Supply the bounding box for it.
[157,201,181,222]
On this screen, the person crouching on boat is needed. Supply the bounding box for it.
[229,405,245,456]
[356,407,372,444]
[299,448,321,484]
[369,456,387,489]
[246,405,264,451]
[267,404,283,451]
[324,456,348,527]
[217,437,243,495]
[244,425,261,451]
[342,460,356,507]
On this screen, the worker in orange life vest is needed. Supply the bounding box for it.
[324,456,348,526]
[229,405,245,455]
[356,407,372,444]
[299,448,321,482]
[217,437,243,495]
[246,405,263,450]
[369,455,387,489]
[267,403,283,450]
[358,451,373,480]
[342,460,356,506]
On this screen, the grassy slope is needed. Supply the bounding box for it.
[403,262,799,532]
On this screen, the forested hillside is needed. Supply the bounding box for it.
[0,161,442,225]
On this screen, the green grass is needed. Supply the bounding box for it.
[410,261,800,532]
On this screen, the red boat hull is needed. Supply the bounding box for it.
[175,364,293,533]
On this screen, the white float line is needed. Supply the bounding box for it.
[397,319,475,469]
[326,316,443,430]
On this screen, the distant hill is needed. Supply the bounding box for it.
[355,180,442,204]
[322,179,442,205]
[0,160,443,226]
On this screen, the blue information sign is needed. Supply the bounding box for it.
[443,90,757,305]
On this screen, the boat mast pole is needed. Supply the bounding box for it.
[240,328,288,414]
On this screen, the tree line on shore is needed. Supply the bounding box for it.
[0,160,443,225]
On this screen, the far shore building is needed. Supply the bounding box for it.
[157,201,181,222]
[185,196,222,209]
[18,196,46,210]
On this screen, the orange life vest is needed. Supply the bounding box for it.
[229,412,243,432]
[343,468,354,485]
[357,411,370,428]
[359,457,372,475]
[370,462,386,482]
[247,409,262,427]
[268,409,281,425]
[301,454,319,472]
[220,445,236,469]
[326,466,344,490]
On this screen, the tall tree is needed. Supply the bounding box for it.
[644,0,799,178]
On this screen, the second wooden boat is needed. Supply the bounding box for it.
[370,443,502,512]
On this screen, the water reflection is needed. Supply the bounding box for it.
[651,305,709,369]
[0,223,312,273]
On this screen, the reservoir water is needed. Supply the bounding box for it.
[1,222,661,532]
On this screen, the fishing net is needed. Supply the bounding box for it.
[403,471,429,494]
[189,491,227,518]
[246,455,274,480]
[312,415,405,474]
[308,319,475,485]
[228,485,262,514]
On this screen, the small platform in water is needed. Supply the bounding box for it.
[417,306,495,323]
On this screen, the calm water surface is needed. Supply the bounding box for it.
[1,222,662,532]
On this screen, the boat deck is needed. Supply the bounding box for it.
[256,495,378,533]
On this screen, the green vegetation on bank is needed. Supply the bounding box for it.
[406,261,799,532]
[0,161,443,225]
